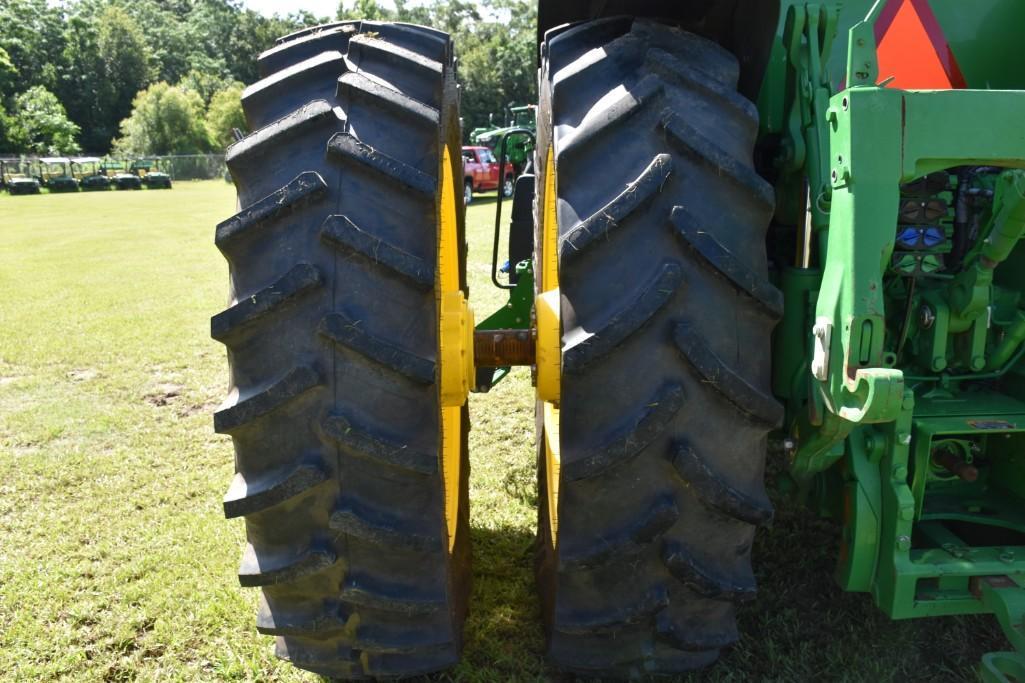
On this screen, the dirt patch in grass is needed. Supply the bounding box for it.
[143,383,183,407]
[67,368,100,382]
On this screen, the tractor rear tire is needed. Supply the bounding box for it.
[213,21,470,679]
[534,17,783,676]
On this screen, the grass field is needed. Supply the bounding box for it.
[0,180,1006,681]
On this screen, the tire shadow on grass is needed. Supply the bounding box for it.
[444,524,547,681]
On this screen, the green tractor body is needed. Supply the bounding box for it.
[763,2,1025,679]
[217,3,1025,678]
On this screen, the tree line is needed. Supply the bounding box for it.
[0,0,536,156]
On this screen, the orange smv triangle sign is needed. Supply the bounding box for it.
[874,0,967,89]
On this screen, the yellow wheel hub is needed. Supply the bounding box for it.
[440,290,474,407]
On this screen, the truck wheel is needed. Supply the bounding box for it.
[502,176,514,198]
[464,179,473,205]
[534,17,782,676]
[213,21,470,679]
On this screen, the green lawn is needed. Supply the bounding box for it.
[0,181,1005,681]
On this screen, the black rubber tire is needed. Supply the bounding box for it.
[534,17,783,677]
[464,179,473,205]
[213,21,470,679]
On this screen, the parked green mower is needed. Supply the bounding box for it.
[1,160,41,195]
[112,164,142,190]
[214,3,1025,680]
[72,157,111,191]
[38,157,79,192]
[131,158,172,189]
[99,158,124,177]
[99,158,141,190]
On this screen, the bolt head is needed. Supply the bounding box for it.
[918,305,936,329]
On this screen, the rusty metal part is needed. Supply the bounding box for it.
[473,328,535,367]
[932,447,979,482]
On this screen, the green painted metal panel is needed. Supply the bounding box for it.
[930,1,1025,90]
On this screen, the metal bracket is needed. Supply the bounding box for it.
[976,576,1025,683]
[473,261,535,393]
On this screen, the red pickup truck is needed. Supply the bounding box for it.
[462,146,515,204]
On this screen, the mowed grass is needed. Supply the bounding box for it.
[0,180,1006,681]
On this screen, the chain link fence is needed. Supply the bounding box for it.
[156,154,228,180]
[0,154,228,181]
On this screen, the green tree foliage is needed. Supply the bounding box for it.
[0,0,321,152]
[121,1,194,85]
[0,47,17,97]
[0,0,65,96]
[337,0,395,21]
[113,82,210,155]
[57,11,111,153]
[0,0,537,153]
[8,86,81,154]
[180,64,235,105]
[453,0,536,137]
[98,6,154,135]
[206,83,246,150]
[0,102,17,153]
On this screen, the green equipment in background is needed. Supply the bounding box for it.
[1,159,41,195]
[98,158,124,178]
[469,104,535,174]
[112,162,142,190]
[37,157,79,192]
[131,158,172,189]
[72,157,111,191]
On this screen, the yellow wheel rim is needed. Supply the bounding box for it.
[438,143,472,552]
[539,145,561,545]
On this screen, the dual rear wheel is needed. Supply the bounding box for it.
[214,15,778,679]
